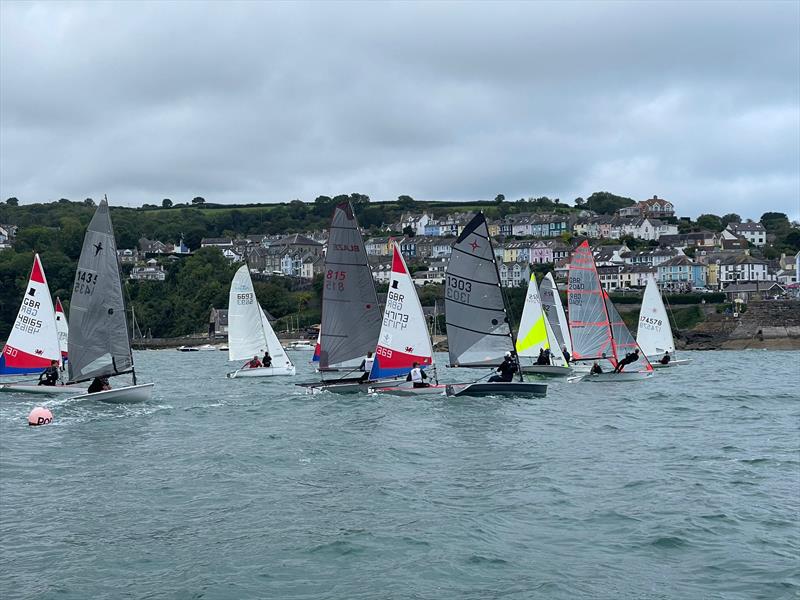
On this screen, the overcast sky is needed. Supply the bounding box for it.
[1,1,798,219]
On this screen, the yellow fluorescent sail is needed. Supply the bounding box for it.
[516,316,549,353]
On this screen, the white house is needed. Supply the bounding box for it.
[718,255,772,284]
[723,222,767,247]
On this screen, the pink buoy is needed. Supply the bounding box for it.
[28,406,53,427]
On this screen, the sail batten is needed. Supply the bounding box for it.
[319,202,381,369]
[445,213,514,367]
[67,200,133,384]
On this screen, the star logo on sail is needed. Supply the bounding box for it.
[94,242,103,256]
[469,240,480,252]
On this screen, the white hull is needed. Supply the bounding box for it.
[69,383,154,403]
[520,365,573,377]
[579,371,653,383]
[176,346,199,352]
[649,358,691,369]
[0,382,86,395]
[370,383,449,396]
[227,365,296,378]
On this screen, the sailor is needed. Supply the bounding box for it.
[87,376,111,393]
[262,351,272,368]
[590,361,603,375]
[358,351,375,382]
[613,349,640,373]
[563,347,571,365]
[406,362,430,388]
[543,348,552,365]
[659,351,671,365]
[37,360,59,386]
[536,348,547,365]
[245,355,262,369]
[489,351,518,382]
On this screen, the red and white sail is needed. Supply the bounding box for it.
[1,254,62,375]
[369,241,433,380]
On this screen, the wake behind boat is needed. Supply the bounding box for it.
[65,198,153,402]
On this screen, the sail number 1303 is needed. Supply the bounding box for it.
[446,275,472,303]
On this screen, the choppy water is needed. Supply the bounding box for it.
[1,349,798,599]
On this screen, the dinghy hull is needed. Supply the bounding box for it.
[581,371,653,382]
[227,365,297,378]
[650,358,691,369]
[0,382,85,395]
[370,383,449,396]
[445,381,547,397]
[69,382,154,403]
[520,365,573,377]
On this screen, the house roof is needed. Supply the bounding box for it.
[659,255,698,267]
[727,222,766,233]
[274,233,322,247]
[722,281,784,293]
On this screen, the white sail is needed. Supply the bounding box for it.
[54,297,69,362]
[369,241,434,380]
[540,272,572,356]
[0,254,62,376]
[516,274,566,366]
[260,308,294,369]
[637,277,674,356]
[229,265,269,361]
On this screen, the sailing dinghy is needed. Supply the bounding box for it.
[298,201,383,393]
[637,278,690,368]
[567,241,653,382]
[0,255,85,395]
[516,273,572,376]
[226,265,295,378]
[367,241,450,396]
[443,213,547,398]
[65,199,154,402]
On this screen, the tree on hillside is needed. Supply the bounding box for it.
[5,197,18,206]
[83,198,95,207]
[402,225,415,237]
[397,195,415,209]
[495,194,505,204]
[584,191,635,214]
[760,212,790,233]
[162,198,173,208]
[696,214,723,232]
[192,196,205,205]
[574,197,585,207]
[721,213,741,228]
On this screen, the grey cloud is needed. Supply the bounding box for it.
[1,0,798,219]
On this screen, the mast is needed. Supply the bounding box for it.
[486,224,523,382]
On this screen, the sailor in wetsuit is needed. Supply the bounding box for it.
[358,351,374,382]
[37,361,59,386]
[489,352,518,382]
[613,349,640,373]
[659,351,671,365]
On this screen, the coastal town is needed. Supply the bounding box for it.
[5,194,793,300]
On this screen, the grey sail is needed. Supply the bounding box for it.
[319,202,381,369]
[445,212,514,367]
[67,199,133,383]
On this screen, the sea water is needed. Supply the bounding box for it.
[0,350,797,599]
